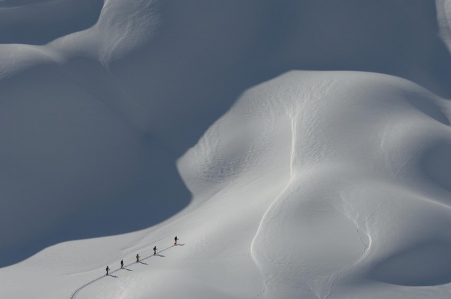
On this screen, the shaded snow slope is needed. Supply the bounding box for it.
[1,1,451,299]
[4,71,451,299]
[0,0,103,45]
[2,0,451,267]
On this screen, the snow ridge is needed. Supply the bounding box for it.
[250,104,301,291]
[2,1,451,299]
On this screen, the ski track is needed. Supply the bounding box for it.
[252,289,266,299]
[69,245,261,299]
[70,244,174,299]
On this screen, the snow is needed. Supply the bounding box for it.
[2,1,451,299]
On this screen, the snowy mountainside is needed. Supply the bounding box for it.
[183,71,451,298]
[1,1,451,299]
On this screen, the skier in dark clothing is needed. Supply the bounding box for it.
[120,259,124,268]
[153,246,157,255]
[136,254,140,262]
[174,236,178,245]
[106,266,110,276]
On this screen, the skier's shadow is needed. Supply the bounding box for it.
[175,244,185,246]
[108,274,118,278]
[139,261,148,265]
[156,254,165,257]
[122,268,133,271]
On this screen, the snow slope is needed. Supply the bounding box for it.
[1,1,451,299]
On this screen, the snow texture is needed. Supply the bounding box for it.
[1,1,451,298]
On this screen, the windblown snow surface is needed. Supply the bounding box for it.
[2,1,451,299]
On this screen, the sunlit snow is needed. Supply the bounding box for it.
[1,1,451,299]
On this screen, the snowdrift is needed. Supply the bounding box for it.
[1,1,451,299]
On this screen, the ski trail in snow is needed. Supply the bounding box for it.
[391,141,425,181]
[252,289,266,299]
[70,245,174,299]
[324,193,393,299]
[250,106,301,298]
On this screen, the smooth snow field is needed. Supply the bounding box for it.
[2,1,451,298]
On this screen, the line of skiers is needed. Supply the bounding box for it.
[106,236,179,275]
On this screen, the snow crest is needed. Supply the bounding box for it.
[2,1,451,299]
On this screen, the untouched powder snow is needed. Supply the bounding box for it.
[2,1,451,299]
